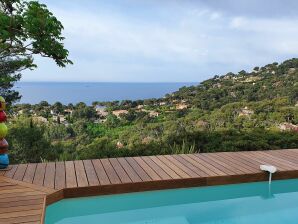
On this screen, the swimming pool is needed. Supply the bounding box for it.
[46,178,298,224]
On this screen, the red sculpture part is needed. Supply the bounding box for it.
[0,111,7,122]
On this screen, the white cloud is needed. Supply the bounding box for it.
[22,1,298,82]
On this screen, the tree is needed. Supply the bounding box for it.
[0,58,28,104]
[7,117,52,163]
[0,0,72,103]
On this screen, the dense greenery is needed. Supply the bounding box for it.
[0,0,72,104]
[7,58,298,163]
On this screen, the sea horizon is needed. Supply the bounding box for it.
[15,82,197,105]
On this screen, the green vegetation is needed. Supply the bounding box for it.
[7,58,298,163]
[0,0,72,104]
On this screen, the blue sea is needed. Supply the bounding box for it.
[15,82,196,105]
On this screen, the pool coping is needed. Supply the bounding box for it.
[1,149,298,223]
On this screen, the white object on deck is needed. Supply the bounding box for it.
[260,165,277,185]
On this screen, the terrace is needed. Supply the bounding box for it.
[1,149,298,223]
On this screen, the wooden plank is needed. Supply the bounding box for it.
[74,160,88,187]
[23,164,37,184]
[183,155,217,176]
[148,156,180,179]
[221,152,259,172]
[0,209,42,219]
[0,198,43,209]
[92,159,110,185]
[0,191,44,200]
[172,154,206,177]
[109,158,132,183]
[33,163,46,187]
[259,151,298,169]
[0,185,23,191]
[101,159,121,184]
[234,152,265,168]
[0,204,43,214]
[0,187,34,195]
[141,156,171,180]
[164,155,199,178]
[65,161,77,188]
[1,176,54,194]
[158,156,190,178]
[43,162,55,189]
[204,153,245,175]
[2,215,41,224]
[13,164,28,181]
[55,162,66,190]
[272,150,298,163]
[217,152,256,173]
[5,165,18,178]
[203,153,239,175]
[0,194,44,204]
[83,160,99,186]
[126,157,151,181]
[117,158,142,182]
[242,151,291,171]
[177,155,210,177]
[133,157,161,181]
[193,154,227,176]
[0,181,15,187]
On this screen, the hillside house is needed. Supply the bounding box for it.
[112,110,129,118]
[53,115,66,123]
[33,116,48,123]
[288,68,296,74]
[176,103,188,110]
[149,111,159,117]
[64,109,73,115]
[238,107,254,116]
[279,123,298,132]
[96,106,108,117]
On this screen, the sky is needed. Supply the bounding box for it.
[22,0,298,83]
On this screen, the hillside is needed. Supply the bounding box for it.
[170,58,298,110]
[8,58,298,163]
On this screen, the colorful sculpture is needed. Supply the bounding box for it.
[0,96,9,169]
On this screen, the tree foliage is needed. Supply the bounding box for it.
[0,0,72,103]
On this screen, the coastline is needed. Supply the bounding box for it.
[14,82,197,105]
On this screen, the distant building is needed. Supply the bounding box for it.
[33,116,48,123]
[64,109,73,115]
[141,109,159,117]
[136,105,144,109]
[112,110,128,118]
[238,107,254,116]
[53,115,66,123]
[176,103,188,110]
[96,106,108,117]
[50,110,57,115]
[149,111,159,117]
[212,83,222,88]
[279,123,298,132]
[288,68,296,74]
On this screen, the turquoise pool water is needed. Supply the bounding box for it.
[46,179,298,224]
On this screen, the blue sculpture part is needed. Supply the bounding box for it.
[0,154,9,169]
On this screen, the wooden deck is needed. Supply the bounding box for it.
[1,149,298,223]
